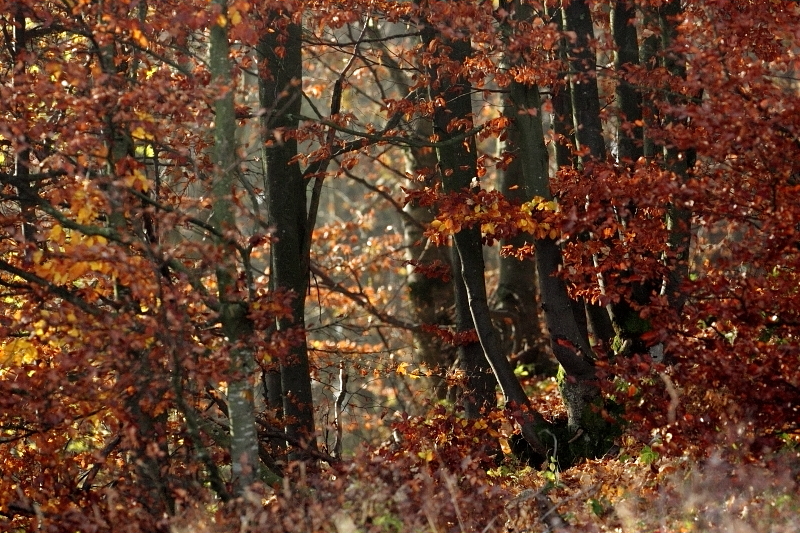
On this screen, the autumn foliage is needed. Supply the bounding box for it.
[1,0,799,531]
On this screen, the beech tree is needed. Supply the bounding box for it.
[1,0,799,530]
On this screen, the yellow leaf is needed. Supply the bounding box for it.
[229,8,242,25]
[76,205,95,224]
[396,361,409,375]
[67,262,88,281]
[49,224,65,244]
[123,169,150,192]
[417,449,434,462]
[131,28,149,47]
[131,126,153,141]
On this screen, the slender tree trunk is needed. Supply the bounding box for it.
[659,0,693,313]
[370,24,460,400]
[210,0,260,493]
[257,13,318,461]
[610,0,659,356]
[12,8,37,266]
[96,8,176,509]
[451,246,497,418]
[402,112,458,400]
[612,0,643,164]
[562,0,616,348]
[497,106,554,376]
[563,0,606,165]
[641,6,662,162]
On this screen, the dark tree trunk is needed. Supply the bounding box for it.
[422,26,498,418]
[258,16,317,461]
[509,72,615,460]
[210,0,260,493]
[368,25,458,399]
[422,11,548,457]
[612,0,643,164]
[659,0,694,313]
[402,118,458,400]
[610,0,658,356]
[497,106,555,376]
[562,0,617,348]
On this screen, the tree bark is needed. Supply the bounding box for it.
[612,0,643,164]
[610,0,659,356]
[659,0,693,313]
[497,105,554,376]
[258,14,318,461]
[508,81,595,367]
[402,106,458,400]
[210,1,260,493]
[562,0,616,347]
[509,73,611,456]
[369,23,460,400]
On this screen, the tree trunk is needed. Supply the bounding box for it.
[370,23,459,401]
[497,106,555,376]
[562,0,616,348]
[422,13,548,458]
[451,246,497,418]
[610,0,659,356]
[612,0,643,164]
[509,75,613,459]
[209,1,260,493]
[402,115,458,400]
[659,0,694,314]
[257,14,318,461]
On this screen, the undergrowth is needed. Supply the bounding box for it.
[170,409,800,533]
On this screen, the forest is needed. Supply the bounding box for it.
[0,0,799,531]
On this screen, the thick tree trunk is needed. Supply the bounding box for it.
[507,81,593,365]
[209,1,260,493]
[258,15,318,461]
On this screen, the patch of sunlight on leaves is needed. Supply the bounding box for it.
[2,337,39,365]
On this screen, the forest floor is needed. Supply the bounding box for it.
[502,443,800,533]
[498,377,800,533]
[175,380,800,533]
